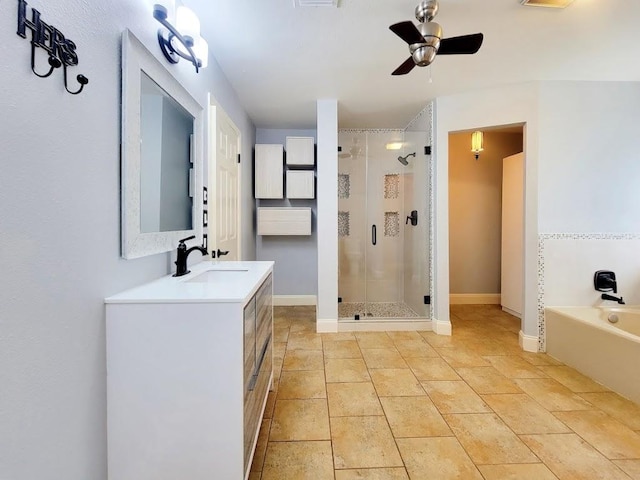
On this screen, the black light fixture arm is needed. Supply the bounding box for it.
[153,5,200,73]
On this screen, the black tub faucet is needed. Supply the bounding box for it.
[173,235,208,277]
[601,293,625,305]
[594,270,625,304]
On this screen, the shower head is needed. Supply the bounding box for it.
[397,152,416,165]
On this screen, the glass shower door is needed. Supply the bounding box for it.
[338,132,367,319]
[338,129,430,320]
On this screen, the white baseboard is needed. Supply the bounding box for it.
[316,318,338,333]
[337,320,432,332]
[519,330,539,352]
[432,319,452,336]
[273,295,317,306]
[502,306,522,319]
[450,294,501,305]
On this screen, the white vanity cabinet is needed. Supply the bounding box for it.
[106,262,273,480]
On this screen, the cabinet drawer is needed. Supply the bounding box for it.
[243,338,272,475]
[256,275,273,352]
[243,298,256,387]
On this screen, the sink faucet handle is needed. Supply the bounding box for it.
[178,235,196,244]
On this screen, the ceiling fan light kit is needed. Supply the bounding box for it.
[520,0,575,8]
[389,0,483,76]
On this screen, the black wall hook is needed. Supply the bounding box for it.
[17,0,89,94]
[63,64,89,95]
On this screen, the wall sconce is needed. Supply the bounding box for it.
[153,2,208,73]
[471,131,484,160]
[16,0,89,95]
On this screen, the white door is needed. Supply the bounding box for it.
[501,152,524,316]
[209,104,241,260]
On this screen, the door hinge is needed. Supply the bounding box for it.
[424,295,431,305]
[237,153,241,164]
[424,146,432,155]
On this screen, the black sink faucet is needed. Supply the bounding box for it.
[173,235,208,277]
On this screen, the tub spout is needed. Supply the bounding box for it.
[602,293,625,305]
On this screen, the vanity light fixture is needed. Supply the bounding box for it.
[471,130,484,160]
[16,0,89,95]
[153,2,208,72]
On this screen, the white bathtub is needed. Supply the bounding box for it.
[546,306,640,404]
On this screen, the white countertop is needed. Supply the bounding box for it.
[105,261,274,304]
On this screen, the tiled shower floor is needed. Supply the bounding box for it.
[338,302,421,319]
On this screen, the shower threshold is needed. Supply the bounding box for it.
[338,302,421,320]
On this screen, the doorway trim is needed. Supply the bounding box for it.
[433,84,540,352]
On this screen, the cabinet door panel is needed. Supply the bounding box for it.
[255,144,283,198]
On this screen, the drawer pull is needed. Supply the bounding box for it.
[248,336,271,392]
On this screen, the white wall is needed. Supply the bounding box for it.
[316,100,338,331]
[255,129,317,296]
[538,82,640,233]
[0,1,254,478]
[544,236,640,308]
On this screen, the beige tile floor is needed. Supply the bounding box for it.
[250,304,640,480]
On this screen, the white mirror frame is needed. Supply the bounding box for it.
[121,29,203,259]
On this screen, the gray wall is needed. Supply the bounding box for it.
[255,129,318,295]
[0,1,254,478]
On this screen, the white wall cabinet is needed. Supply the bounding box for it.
[286,170,315,199]
[257,207,312,235]
[106,267,273,480]
[255,144,283,198]
[285,136,315,166]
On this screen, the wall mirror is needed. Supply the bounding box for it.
[121,30,203,259]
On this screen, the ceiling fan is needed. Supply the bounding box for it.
[389,0,484,76]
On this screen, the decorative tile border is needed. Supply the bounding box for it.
[339,129,404,134]
[427,102,434,320]
[537,232,640,351]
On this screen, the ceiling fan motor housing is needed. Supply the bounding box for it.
[415,0,439,23]
[410,21,442,66]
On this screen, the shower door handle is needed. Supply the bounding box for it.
[372,224,377,246]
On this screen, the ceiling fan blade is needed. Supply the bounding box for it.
[391,57,416,76]
[437,33,484,55]
[389,21,425,45]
